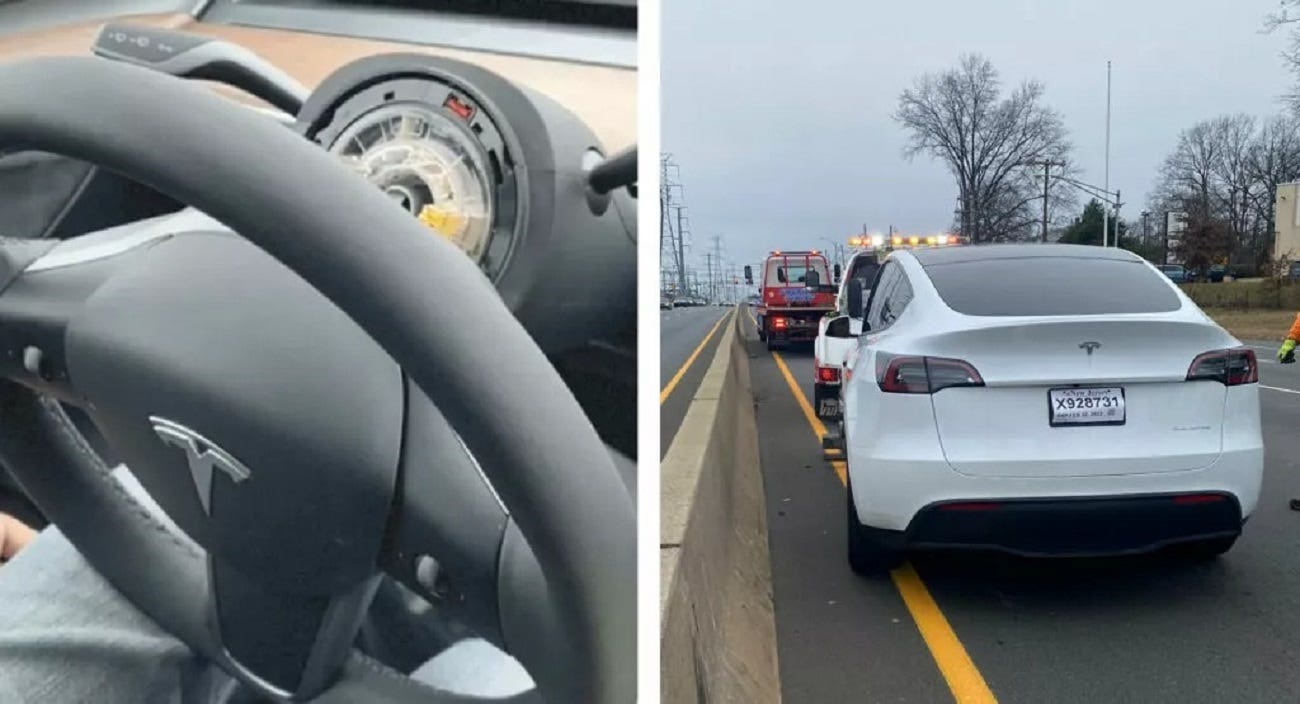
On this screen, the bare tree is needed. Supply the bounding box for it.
[1155,120,1228,274]
[1247,113,1300,258]
[1160,119,1221,217]
[1265,0,1300,113]
[1154,110,1300,272]
[1212,114,1257,262]
[895,54,1073,243]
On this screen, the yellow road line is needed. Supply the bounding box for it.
[892,564,996,703]
[772,352,846,483]
[771,351,827,437]
[770,350,995,704]
[660,310,733,405]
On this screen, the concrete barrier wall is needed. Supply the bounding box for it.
[661,310,780,703]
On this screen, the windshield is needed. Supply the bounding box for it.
[924,257,1183,316]
[201,0,637,66]
[211,0,636,27]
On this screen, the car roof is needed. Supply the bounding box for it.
[909,243,1143,266]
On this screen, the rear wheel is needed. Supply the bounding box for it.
[847,480,902,576]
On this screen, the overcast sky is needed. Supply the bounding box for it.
[662,0,1295,274]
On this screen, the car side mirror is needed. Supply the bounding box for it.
[847,279,865,319]
[833,263,842,284]
[805,269,821,288]
[743,265,753,285]
[826,315,853,338]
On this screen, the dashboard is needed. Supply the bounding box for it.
[0,8,638,457]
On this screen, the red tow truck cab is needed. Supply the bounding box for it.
[755,250,836,350]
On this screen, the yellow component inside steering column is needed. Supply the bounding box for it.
[417,204,467,240]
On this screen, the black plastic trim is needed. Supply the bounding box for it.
[901,492,1244,558]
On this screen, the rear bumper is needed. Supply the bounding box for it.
[846,444,1263,535]
[763,309,831,340]
[887,492,1242,557]
[769,329,818,341]
[845,382,1263,536]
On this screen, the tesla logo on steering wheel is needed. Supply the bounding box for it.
[1079,341,1101,356]
[149,416,251,515]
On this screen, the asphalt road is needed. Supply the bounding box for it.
[659,304,730,457]
[738,313,1300,703]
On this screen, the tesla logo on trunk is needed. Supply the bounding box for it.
[1079,341,1101,356]
[149,416,251,515]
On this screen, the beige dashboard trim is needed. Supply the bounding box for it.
[0,13,635,150]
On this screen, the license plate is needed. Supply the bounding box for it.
[818,398,840,418]
[1048,387,1125,427]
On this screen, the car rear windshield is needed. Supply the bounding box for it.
[765,257,829,287]
[923,256,1183,316]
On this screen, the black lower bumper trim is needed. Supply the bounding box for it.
[897,492,1243,557]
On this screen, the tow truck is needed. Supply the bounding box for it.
[812,233,960,418]
[746,250,837,351]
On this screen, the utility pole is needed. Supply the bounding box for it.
[1113,189,1122,248]
[1103,60,1112,247]
[675,206,687,295]
[713,236,723,304]
[1037,161,1063,243]
[660,154,688,296]
[705,253,713,303]
[659,155,671,293]
[1042,162,1051,242]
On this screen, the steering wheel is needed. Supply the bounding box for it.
[0,57,634,702]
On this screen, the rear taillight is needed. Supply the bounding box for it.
[1186,348,1257,386]
[876,354,984,394]
[817,366,840,383]
[772,317,788,330]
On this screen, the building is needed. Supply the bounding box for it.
[1275,182,1300,266]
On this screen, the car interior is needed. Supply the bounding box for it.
[0,1,637,702]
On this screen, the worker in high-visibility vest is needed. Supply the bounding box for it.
[1278,314,1300,364]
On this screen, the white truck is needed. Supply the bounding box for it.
[812,249,882,419]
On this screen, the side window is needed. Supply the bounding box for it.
[879,271,913,328]
[865,263,899,330]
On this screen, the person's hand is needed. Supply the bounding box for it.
[0,513,35,562]
[1279,338,1297,364]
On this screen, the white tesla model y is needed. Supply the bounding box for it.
[832,244,1264,575]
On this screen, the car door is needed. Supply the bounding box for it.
[843,261,898,378]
